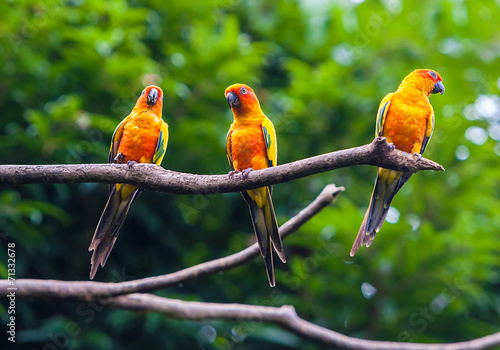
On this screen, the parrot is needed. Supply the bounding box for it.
[88,85,168,279]
[225,83,286,287]
[350,69,445,256]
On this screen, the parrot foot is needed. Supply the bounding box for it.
[241,168,254,179]
[114,152,125,164]
[228,170,239,179]
[413,152,422,160]
[127,160,137,168]
[388,143,396,151]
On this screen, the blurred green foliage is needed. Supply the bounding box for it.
[1,0,500,349]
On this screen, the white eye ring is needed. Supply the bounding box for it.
[240,87,247,95]
[141,89,146,96]
[429,71,437,79]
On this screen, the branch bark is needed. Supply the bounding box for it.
[0,140,467,349]
[105,294,500,350]
[1,166,497,349]
[0,184,344,299]
[0,137,444,194]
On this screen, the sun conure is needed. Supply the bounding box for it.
[89,85,168,279]
[350,69,445,256]
[225,83,286,287]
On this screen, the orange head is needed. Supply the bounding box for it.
[401,69,445,96]
[225,83,262,118]
[134,85,164,115]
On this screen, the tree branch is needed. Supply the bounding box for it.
[0,184,344,300]
[0,140,466,350]
[105,294,500,350]
[2,179,497,349]
[0,137,444,194]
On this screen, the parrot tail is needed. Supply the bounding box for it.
[350,169,410,256]
[243,187,286,287]
[89,184,140,279]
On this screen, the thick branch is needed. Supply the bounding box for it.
[0,138,444,194]
[0,184,344,299]
[105,294,500,350]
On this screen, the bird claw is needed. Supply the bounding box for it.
[127,160,137,168]
[228,170,239,179]
[388,143,396,151]
[413,152,422,160]
[114,152,125,164]
[241,168,254,179]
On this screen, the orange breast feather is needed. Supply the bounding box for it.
[231,125,268,171]
[383,94,431,154]
[118,111,162,163]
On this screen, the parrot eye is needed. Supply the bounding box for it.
[239,87,248,95]
[161,94,164,101]
[141,89,146,96]
[429,71,437,79]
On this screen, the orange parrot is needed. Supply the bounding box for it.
[225,84,286,286]
[350,69,444,256]
[89,85,168,279]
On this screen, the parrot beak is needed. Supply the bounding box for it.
[147,88,159,106]
[432,81,445,95]
[226,91,240,109]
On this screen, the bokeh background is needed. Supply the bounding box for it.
[1,0,500,349]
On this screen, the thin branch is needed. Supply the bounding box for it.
[105,294,500,350]
[0,137,444,194]
[2,183,498,350]
[0,184,344,300]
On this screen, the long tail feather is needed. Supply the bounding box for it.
[350,208,371,256]
[350,169,410,256]
[243,188,285,286]
[89,185,139,279]
[264,188,286,263]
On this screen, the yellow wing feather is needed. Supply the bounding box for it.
[108,117,128,164]
[420,106,435,155]
[152,121,169,165]
[261,117,277,167]
[375,93,393,137]
[225,127,234,169]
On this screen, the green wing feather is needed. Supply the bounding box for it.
[420,109,434,156]
[108,117,127,164]
[375,93,393,137]
[261,117,277,168]
[225,127,234,169]
[152,121,169,165]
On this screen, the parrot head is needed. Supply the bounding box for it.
[135,85,164,114]
[225,83,262,117]
[404,69,445,96]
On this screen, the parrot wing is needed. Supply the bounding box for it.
[420,108,435,156]
[350,93,402,256]
[108,117,127,193]
[375,93,393,137]
[367,96,435,235]
[364,92,411,241]
[260,117,285,265]
[261,117,277,167]
[152,121,169,165]
[109,117,127,164]
[225,128,234,170]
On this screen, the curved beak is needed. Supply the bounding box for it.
[226,91,240,108]
[432,81,445,95]
[147,88,159,106]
